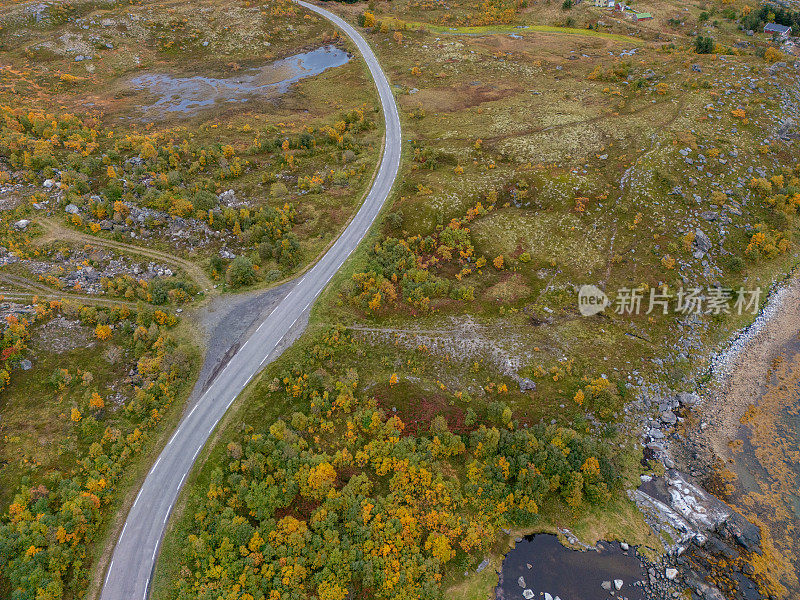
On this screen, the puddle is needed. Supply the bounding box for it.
[127,45,350,119]
[496,534,647,600]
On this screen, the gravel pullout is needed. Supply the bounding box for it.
[188,281,295,401]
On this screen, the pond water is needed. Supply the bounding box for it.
[496,534,647,600]
[128,45,350,119]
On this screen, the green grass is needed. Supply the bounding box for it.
[0,324,125,512]
[374,15,644,43]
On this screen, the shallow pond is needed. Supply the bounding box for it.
[496,534,647,600]
[128,45,350,119]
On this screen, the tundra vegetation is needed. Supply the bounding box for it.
[0,0,381,596]
[2,0,800,598]
[0,0,382,290]
[0,298,199,600]
[154,0,800,597]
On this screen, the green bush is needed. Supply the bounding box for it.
[725,255,745,273]
[192,190,217,211]
[695,35,714,54]
[226,256,256,288]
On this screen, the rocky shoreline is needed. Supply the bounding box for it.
[493,277,800,600]
[627,276,800,600]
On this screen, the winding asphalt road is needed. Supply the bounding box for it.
[100,3,401,598]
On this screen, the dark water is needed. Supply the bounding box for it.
[496,534,647,600]
[128,45,350,119]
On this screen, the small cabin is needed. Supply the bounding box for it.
[764,23,792,38]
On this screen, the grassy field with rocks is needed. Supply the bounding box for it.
[151,1,800,599]
[3,0,800,598]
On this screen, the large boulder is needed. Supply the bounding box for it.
[676,392,700,407]
[218,189,236,205]
[693,228,712,256]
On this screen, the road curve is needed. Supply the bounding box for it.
[100,4,401,598]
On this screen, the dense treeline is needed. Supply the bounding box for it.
[741,4,800,33]
[166,327,617,600]
[744,165,800,261]
[0,300,196,600]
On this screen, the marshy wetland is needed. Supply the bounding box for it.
[127,45,351,120]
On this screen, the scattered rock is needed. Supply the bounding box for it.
[661,410,677,426]
[767,61,787,75]
[691,229,712,259]
[65,203,80,214]
[724,514,761,551]
[665,567,678,580]
[677,392,699,407]
[13,219,29,230]
[218,189,236,205]
[614,579,623,590]
[125,156,145,169]
[693,228,712,254]
[517,576,525,588]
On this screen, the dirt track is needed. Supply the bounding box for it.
[34,218,216,293]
